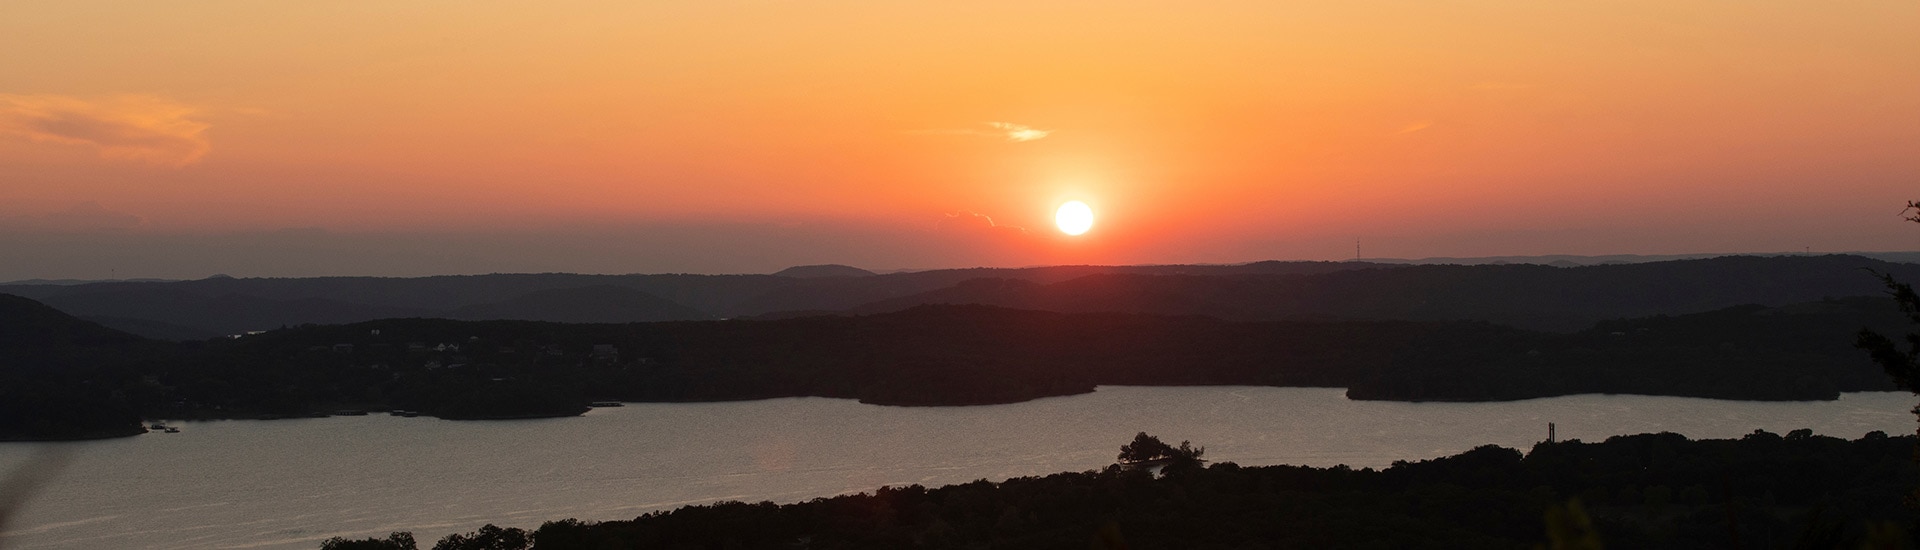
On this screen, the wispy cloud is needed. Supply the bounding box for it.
[1468,82,1532,91]
[0,202,149,233]
[0,94,211,166]
[938,210,1026,234]
[909,122,1052,142]
[1396,121,1433,135]
[986,122,1049,142]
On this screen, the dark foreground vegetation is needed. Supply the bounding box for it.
[0,291,1903,441]
[322,430,1916,550]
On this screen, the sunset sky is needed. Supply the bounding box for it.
[2,1,1917,279]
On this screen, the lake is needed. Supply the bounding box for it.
[0,387,1911,549]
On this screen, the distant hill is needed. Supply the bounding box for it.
[0,293,151,367]
[4,254,1916,339]
[772,264,876,278]
[452,285,712,323]
[1355,251,1920,266]
[0,274,762,338]
[0,277,177,286]
[112,299,1914,415]
[80,315,225,341]
[0,262,1389,338]
[0,294,152,441]
[845,255,1920,331]
[730,261,1390,315]
[0,288,1904,439]
[31,286,434,338]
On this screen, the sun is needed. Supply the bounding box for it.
[1055,201,1094,236]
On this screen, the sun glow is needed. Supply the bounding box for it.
[1055,201,1094,236]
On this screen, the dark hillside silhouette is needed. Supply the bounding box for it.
[0,293,150,365]
[0,261,1393,338]
[449,285,710,323]
[5,255,1912,339]
[0,295,153,440]
[847,255,1920,331]
[79,315,228,341]
[770,264,877,278]
[1,290,1901,440]
[24,286,432,338]
[729,260,1389,314]
[0,274,776,338]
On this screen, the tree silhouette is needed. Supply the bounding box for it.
[1117,432,1204,466]
[319,532,417,550]
[430,524,530,550]
[1854,199,1920,529]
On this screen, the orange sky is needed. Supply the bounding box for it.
[2,1,1917,277]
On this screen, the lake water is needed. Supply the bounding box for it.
[0,387,1912,549]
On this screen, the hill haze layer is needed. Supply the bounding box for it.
[3,255,1912,339]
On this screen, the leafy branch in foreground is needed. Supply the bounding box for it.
[1855,199,1920,532]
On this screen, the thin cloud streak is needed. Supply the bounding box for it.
[1396,121,1433,135]
[0,202,150,233]
[0,94,211,166]
[1468,82,1533,91]
[986,122,1049,142]
[939,210,1027,234]
[908,122,1051,142]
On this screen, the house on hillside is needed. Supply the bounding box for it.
[593,344,619,362]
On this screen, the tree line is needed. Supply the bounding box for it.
[1,294,1904,440]
[321,430,1915,549]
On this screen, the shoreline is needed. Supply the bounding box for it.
[5,387,1902,443]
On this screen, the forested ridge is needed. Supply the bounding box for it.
[6,255,1915,340]
[0,293,1902,441]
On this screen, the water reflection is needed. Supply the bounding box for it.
[0,387,1910,549]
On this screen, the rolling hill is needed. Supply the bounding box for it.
[3,254,1915,339]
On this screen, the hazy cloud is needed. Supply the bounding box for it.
[0,202,149,233]
[986,122,1049,142]
[1396,121,1433,135]
[909,122,1051,142]
[1468,82,1532,91]
[0,94,211,166]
